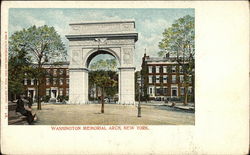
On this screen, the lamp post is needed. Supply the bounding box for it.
[137,73,141,117]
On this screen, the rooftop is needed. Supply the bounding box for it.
[145,56,177,62]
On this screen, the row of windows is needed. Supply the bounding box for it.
[148,75,186,84]
[23,79,38,86]
[23,78,69,86]
[148,65,183,74]
[46,68,69,76]
[149,86,193,96]
[46,78,69,86]
[46,88,69,96]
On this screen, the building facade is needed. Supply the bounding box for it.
[23,62,69,102]
[141,54,194,101]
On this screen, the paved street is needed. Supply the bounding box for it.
[33,103,194,125]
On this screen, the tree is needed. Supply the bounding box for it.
[9,25,66,110]
[8,49,30,100]
[89,59,118,101]
[89,70,117,113]
[89,71,118,100]
[158,15,195,105]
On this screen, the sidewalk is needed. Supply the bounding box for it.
[164,102,195,112]
[138,101,195,112]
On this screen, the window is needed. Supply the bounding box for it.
[46,78,50,85]
[152,76,156,83]
[156,66,160,73]
[24,79,27,85]
[66,69,69,76]
[156,75,160,83]
[46,88,50,96]
[180,87,185,95]
[60,78,64,85]
[188,75,192,83]
[148,66,152,73]
[171,86,178,97]
[148,75,153,83]
[53,69,57,76]
[34,79,38,85]
[172,75,176,83]
[53,78,57,85]
[152,66,156,73]
[188,87,193,94]
[59,69,64,75]
[66,88,69,96]
[59,88,63,96]
[66,78,69,85]
[46,69,50,75]
[163,66,167,73]
[148,86,154,96]
[163,75,168,83]
[179,66,183,73]
[163,87,168,94]
[156,87,161,95]
[31,79,34,85]
[172,66,176,73]
[180,75,184,83]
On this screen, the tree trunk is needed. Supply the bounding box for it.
[183,86,188,106]
[37,65,42,110]
[95,85,98,101]
[101,87,104,113]
[192,74,195,103]
[37,83,42,110]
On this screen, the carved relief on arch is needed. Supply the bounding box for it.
[71,50,82,65]
[122,48,133,65]
[72,25,80,31]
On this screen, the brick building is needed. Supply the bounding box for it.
[23,62,69,102]
[141,53,194,101]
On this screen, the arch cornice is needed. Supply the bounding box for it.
[66,33,138,42]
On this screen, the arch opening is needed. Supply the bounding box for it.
[86,50,119,104]
[85,49,120,69]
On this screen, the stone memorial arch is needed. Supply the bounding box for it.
[66,21,138,105]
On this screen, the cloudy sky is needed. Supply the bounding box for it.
[9,8,194,70]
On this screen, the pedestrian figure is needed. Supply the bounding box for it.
[27,95,33,108]
[16,94,37,125]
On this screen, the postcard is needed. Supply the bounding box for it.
[1,1,249,154]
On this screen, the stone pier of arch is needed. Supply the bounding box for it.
[66,21,138,105]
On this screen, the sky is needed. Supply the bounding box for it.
[9,8,194,70]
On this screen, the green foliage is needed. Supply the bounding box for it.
[42,95,51,102]
[158,15,195,77]
[8,49,30,97]
[57,95,68,102]
[159,15,194,57]
[89,70,118,98]
[89,59,117,71]
[9,25,66,64]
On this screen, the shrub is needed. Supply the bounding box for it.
[42,95,50,102]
